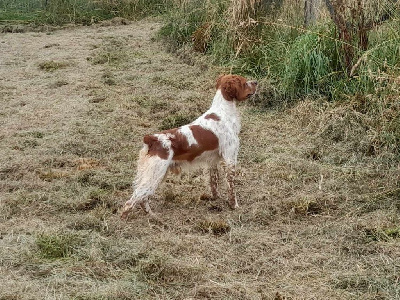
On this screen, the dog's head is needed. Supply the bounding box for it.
[216,74,257,102]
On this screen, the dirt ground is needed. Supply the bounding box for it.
[1,19,399,299]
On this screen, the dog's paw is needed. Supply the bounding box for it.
[200,193,214,201]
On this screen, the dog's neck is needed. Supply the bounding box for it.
[211,89,237,110]
[210,89,241,134]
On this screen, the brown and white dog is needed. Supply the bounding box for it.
[121,75,257,218]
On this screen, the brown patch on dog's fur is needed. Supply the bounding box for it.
[143,135,169,159]
[205,113,220,121]
[172,125,218,161]
[143,126,218,161]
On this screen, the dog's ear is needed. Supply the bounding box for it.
[215,75,225,90]
[223,80,237,101]
[220,76,241,101]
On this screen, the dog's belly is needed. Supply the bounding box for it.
[172,149,220,171]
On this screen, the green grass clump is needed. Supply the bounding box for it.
[159,1,400,105]
[36,233,82,259]
[38,60,69,72]
[41,0,109,25]
[114,0,173,20]
[136,253,202,285]
[364,227,400,242]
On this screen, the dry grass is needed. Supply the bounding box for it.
[0,19,399,300]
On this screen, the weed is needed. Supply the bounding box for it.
[334,275,371,291]
[22,139,39,148]
[89,96,107,103]
[40,0,113,25]
[28,131,44,138]
[357,188,400,214]
[293,97,400,166]
[102,71,117,86]
[37,169,68,182]
[283,25,337,97]
[75,188,111,211]
[151,75,193,89]
[159,1,208,50]
[90,49,125,65]
[66,215,105,232]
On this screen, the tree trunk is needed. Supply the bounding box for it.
[324,0,354,75]
[304,0,320,26]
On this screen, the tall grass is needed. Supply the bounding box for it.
[159,0,400,99]
[282,24,337,96]
[0,0,174,25]
[0,0,43,23]
[158,0,211,50]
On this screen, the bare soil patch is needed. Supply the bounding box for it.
[0,20,399,299]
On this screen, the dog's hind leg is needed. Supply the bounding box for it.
[209,165,220,200]
[225,163,238,209]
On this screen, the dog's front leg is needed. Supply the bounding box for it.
[121,196,138,219]
[140,200,153,215]
[226,164,238,209]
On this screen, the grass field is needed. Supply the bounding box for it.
[0,19,399,299]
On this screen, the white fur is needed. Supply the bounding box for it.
[179,125,197,146]
[193,89,241,164]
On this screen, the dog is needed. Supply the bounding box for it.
[121,74,257,218]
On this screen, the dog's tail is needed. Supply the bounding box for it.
[133,143,171,194]
[133,144,149,188]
